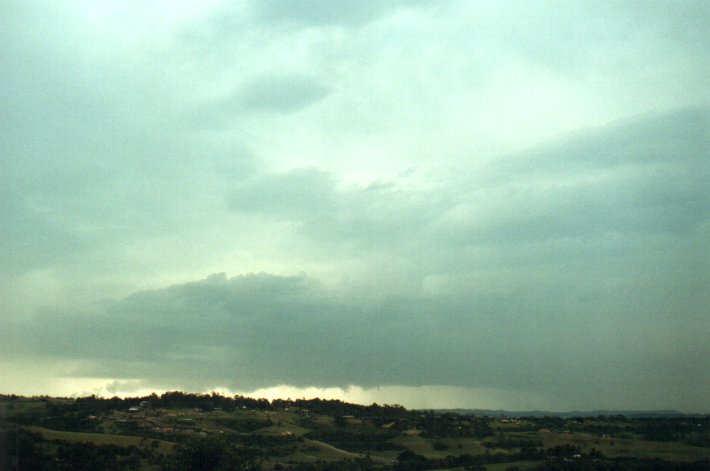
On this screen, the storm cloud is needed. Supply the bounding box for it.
[1,1,709,411]
[4,262,707,411]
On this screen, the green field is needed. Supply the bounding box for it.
[3,394,709,470]
[25,425,176,455]
[537,430,710,462]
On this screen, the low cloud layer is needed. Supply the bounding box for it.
[4,265,707,410]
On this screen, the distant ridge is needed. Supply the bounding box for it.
[435,409,703,418]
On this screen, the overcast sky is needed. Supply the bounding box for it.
[2,0,709,412]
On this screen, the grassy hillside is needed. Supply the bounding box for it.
[25,425,176,454]
[2,393,708,470]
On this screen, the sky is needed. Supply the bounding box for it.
[1,0,709,412]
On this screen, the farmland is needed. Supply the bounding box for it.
[1,393,709,470]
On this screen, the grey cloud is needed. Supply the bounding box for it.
[2,106,707,409]
[618,1,710,52]
[449,173,707,246]
[193,75,331,122]
[231,168,336,216]
[3,272,707,410]
[0,189,84,273]
[230,168,448,251]
[477,1,710,76]
[3,0,709,412]
[444,107,709,246]
[255,0,424,27]
[228,106,709,339]
[238,74,330,113]
[502,107,710,174]
[227,107,709,251]
[0,0,259,275]
[0,3,162,142]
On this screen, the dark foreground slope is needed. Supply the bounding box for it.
[2,393,709,470]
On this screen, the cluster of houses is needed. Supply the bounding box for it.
[90,401,212,436]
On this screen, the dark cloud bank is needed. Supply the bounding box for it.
[3,106,708,411]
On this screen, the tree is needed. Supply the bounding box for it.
[162,436,260,471]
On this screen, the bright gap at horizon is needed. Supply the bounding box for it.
[3,376,556,412]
